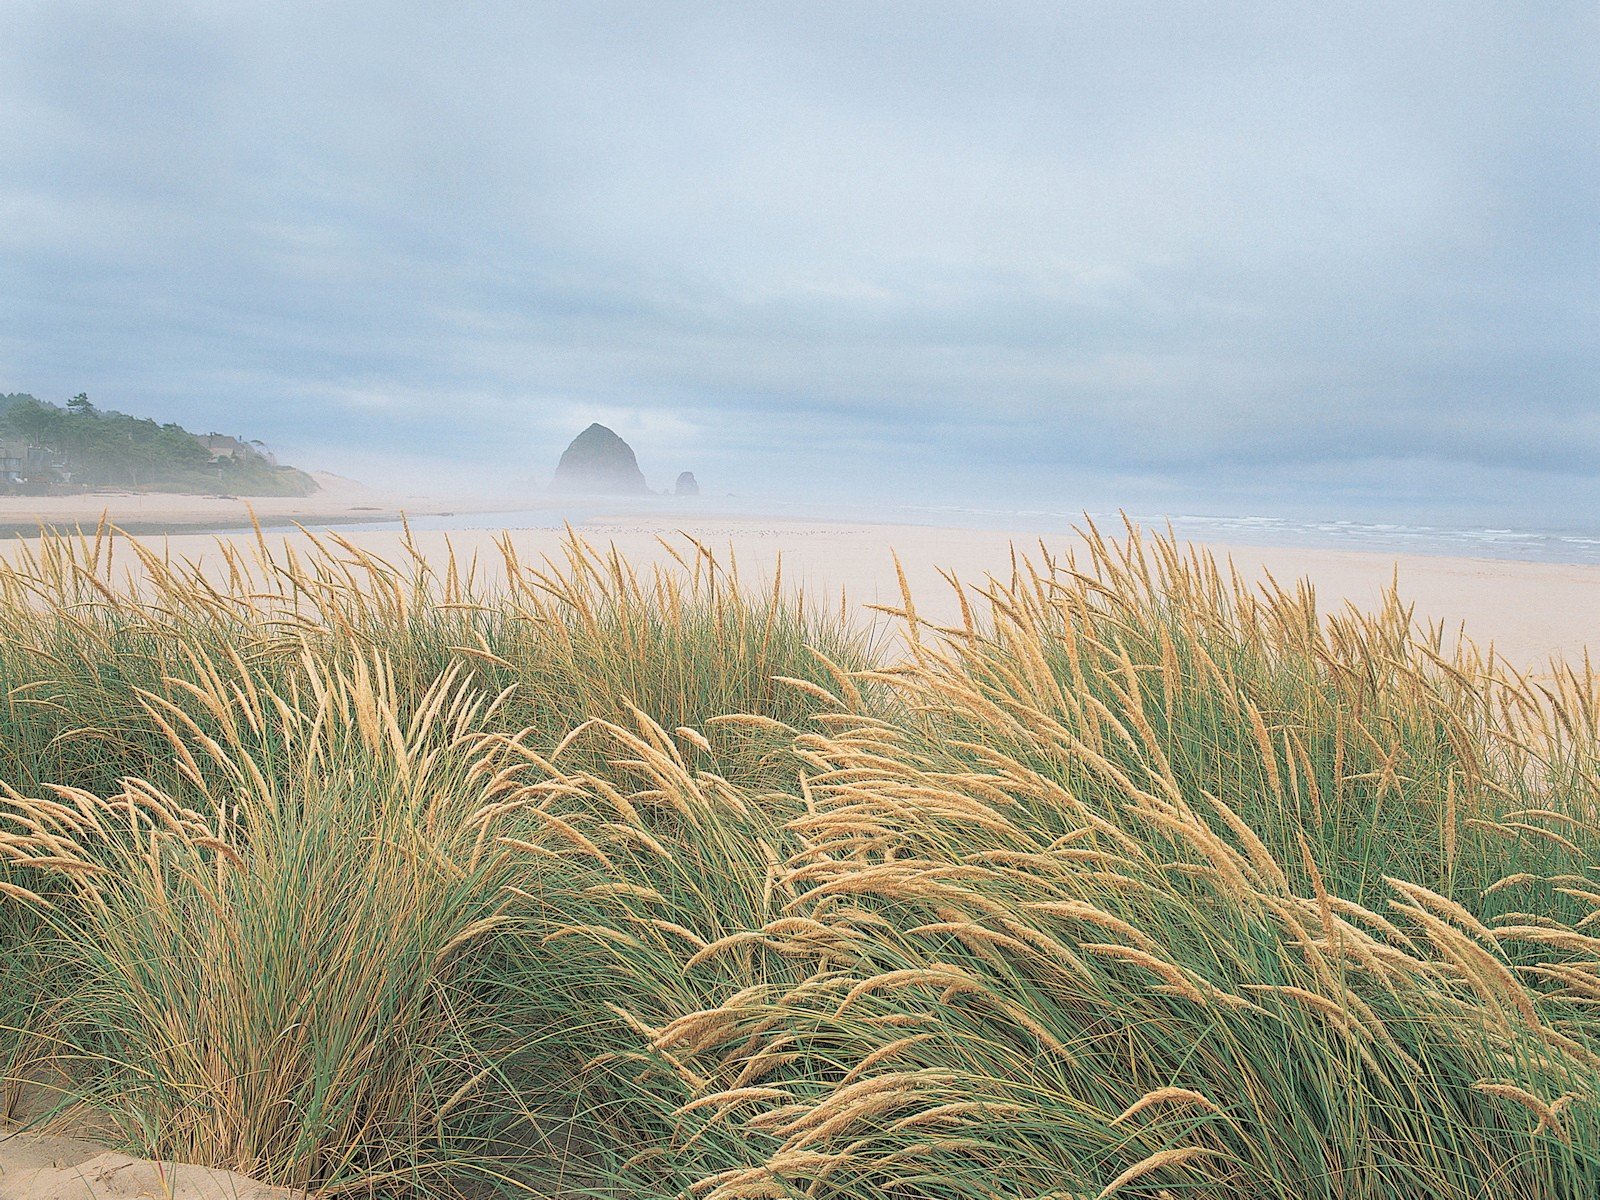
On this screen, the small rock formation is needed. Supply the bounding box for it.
[674,471,699,496]
[551,423,648,494]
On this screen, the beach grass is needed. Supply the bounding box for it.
[2,521,1598,1198]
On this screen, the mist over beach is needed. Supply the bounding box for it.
[3,5,1600,1199]
[4,4,1597,533]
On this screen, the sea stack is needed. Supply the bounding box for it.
[674,471,699,496]
[551,423,649,494]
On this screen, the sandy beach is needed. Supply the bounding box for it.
[576,515,1600,669]
[4,507,1596,671]
[0,476,518,538]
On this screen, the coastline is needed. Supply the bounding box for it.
[0,476,522,540]
[4,507,1596,670]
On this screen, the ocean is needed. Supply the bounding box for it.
[264,497,1600,567]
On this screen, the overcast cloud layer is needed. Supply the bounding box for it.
[2,2,1597,524]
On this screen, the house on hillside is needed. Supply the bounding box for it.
[0,440,52,488]
[0,441,24,485]
[203,434,248,460]
[203,434,278,465]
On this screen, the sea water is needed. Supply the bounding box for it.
[269,498,1600,568]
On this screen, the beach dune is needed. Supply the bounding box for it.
[3,507,1599,1196]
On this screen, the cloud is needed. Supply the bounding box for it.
[0,1,1595,521]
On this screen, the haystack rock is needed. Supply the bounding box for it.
[674,471,699,496]
[551,423,648,494]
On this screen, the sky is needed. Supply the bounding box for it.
[2,2,1597,526]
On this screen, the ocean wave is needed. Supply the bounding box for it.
[273,499,1600,568]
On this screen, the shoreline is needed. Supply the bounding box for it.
[9,487,1600,568]
[3,511,1596,671]
[0,509,405,540]
[0,477,521,541]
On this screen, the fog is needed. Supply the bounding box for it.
[3,3,1596,531]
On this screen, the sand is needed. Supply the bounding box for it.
[3,510,1595,670]
[0,1125,299,1200]
[572,515,1600,669]
[0,475,516,538]
[7,480,1588,671]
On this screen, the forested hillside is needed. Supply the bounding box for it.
[0,393,316,496]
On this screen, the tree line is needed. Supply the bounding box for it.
[0,393,316,496]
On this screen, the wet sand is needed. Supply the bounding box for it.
[0,475,514,539]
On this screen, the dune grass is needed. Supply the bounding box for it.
[2,521,1598,1198]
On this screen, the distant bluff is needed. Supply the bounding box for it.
[551,423,648,494]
